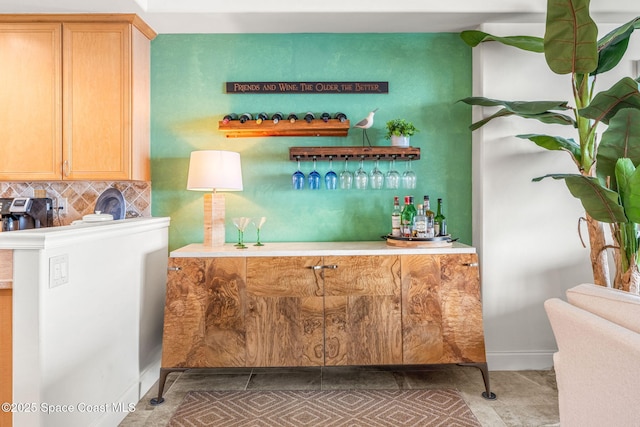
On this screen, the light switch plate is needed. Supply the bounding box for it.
[49,254,69,288]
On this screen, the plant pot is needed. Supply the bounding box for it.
[390,135,410,147]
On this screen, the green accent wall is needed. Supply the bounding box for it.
[150,33,472,251]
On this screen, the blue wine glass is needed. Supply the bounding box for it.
[309,158,321,190]
[292,158,305,190]
[325,157,338,190]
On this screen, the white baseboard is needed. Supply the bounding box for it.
[139,351,162,398]
[487,350,556,370]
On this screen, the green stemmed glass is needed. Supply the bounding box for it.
[253,217,267,246]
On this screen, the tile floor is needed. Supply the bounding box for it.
[119,365,559,427]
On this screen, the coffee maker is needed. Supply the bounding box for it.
[1,197,53,231]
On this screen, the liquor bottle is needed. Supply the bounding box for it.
[320,112,331,122]
[256,112,269,124]
[423,195,435,238]
[272,112,284,124]
[222,113,237,124]
[413,204,427,238]
[239,112,253,123]
[400,196,417,238]
[288,113,298,123]
[304,112,315,123]
[434,198,447,236]
[335,112,348,123]
[391,196,401,237]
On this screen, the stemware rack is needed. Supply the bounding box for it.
[289,146,421,161]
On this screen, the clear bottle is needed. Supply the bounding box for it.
[256,112,269,124]
[288,113,298,123]
[222,113,237,124]
[239,112,253,123]
[434,198,447,236]
[413,204,427,238]
[400,196,417,238]
[320,112,331,122]
[304,112,315,123]
[423,195,435,238]
[272,112,284,124]
[334,112,348,123]
[391,196,402,237]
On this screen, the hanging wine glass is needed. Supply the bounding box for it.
[324,156,338,190]
[308,157,321,190]
[252,216,266,246]
[355,157,368,190]
[386,156,400,189]
[369,156,384,189]
[292,157,305,190]
[232,217,251,249]
[402,156,417,189]
[339,157,353,190]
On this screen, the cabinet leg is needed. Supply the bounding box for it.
[458,362,497,400]
[150,367,187,405]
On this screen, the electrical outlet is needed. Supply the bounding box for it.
[57,197,68,214]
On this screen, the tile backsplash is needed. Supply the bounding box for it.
[0,181,151,226]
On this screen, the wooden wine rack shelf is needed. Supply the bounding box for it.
[218,119,350,138]
[289,146,420,161]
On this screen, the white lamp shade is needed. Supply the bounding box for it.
[187,150,243,191]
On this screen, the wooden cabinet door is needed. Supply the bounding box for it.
[161,257,247,368]
[63,23,133,180]
[245,257,324,367]
[323,256,402,366]
[0,23,62,181]
[401,254,486,364]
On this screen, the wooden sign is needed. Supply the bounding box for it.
[226,81,388,94]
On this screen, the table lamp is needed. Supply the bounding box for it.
[187,150,243,247]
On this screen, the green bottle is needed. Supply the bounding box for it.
[400,196,417,237]
[434,198,447,236]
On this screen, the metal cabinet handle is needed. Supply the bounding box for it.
[308,265,339,270]
[168,266,182,271]
[463,263,478,267]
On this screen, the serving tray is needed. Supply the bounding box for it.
[382,234,454,248]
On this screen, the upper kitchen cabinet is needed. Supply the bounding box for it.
[0,15,156,181]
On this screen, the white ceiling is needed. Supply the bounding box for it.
[0,0,638,34]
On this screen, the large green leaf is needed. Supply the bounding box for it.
[579,77,640,124]
[596,109,640,188]
[533,173,627,222]
[459,30,544,52]
[615,158,640,223]
[518,134,581,164]
[594,17,640,75]
[544,0,598,74]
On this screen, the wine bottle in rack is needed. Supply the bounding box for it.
[239,113,253,123]
[335,112,348,123]
[272,112,284,124]
[288,113,298,123]
[222,113,237,124]
[321,112,331,122]
[304,112,315,123]
[256,112,269,124]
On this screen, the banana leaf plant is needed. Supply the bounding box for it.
[459,0,640,292]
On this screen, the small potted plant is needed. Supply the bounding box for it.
[385,118,418,147]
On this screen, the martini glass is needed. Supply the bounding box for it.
[339,157,353,189]
[232,217,251,249]
[292,158,305,190]
[355,157,368,190]
[325,157,338,190]
[402,157,417,189]
[308,158,321,190]
[370,157,384,189]
[386,157,400,189]
[252,217,266,246]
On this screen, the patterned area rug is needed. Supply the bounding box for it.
[167,389,481,427]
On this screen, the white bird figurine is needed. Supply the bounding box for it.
[354,108,378,146]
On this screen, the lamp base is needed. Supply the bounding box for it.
[204,193,225,247]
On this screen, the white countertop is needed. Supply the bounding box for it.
[171,241,475,257]
[0,217,171,250]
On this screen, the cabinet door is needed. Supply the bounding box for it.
[324,256,402,366]
[63,23,132,180]
[401,254,486,364]
[245,257,324,367]
[0,23,62,180]
[161,257,247,368]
